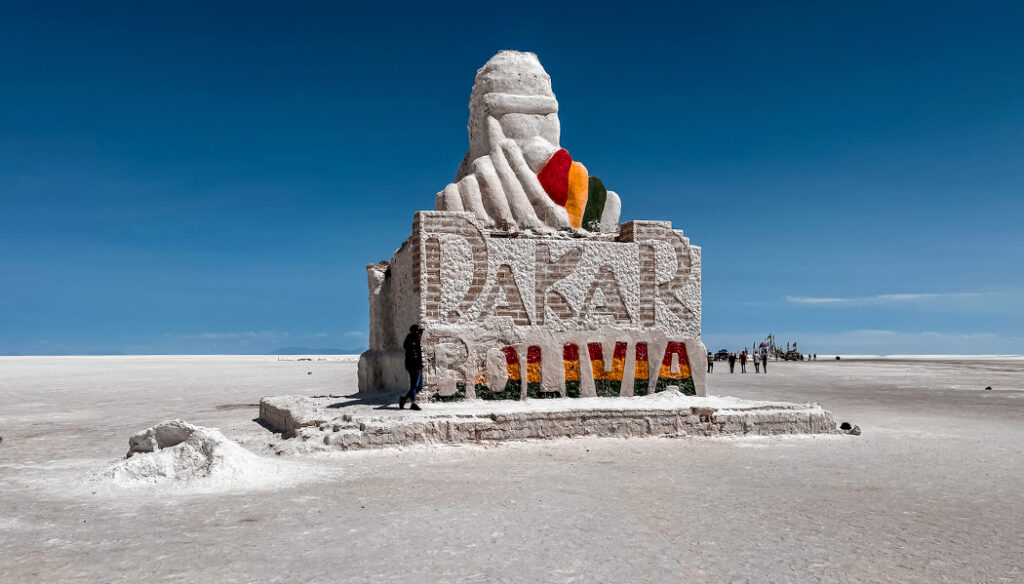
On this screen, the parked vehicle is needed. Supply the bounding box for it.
[783,350,803,361]
[714,349,730,361]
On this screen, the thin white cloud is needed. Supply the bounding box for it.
[785,296,849,304]
[785,292,989,305]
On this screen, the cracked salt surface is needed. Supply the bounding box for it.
[1,355,1022,583]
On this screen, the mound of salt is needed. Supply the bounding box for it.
[99,419,265,486]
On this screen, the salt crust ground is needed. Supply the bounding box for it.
[1,356,1022,583]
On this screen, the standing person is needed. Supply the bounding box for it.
[728,352,736,373]
[707,351,714,374]
[761,350,768,373]
[739,350,747,373]
[754,354,760,373]
[400,324,424,410]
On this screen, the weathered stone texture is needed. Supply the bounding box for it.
[259,395,839,452]
[359,211,707,400]
[440,50,620,233]
[359,51,706,402]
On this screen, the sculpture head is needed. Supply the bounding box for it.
[442,50,621,234]
[461,51,561,177]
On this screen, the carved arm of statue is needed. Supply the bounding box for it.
[436,116,622,234]
[434,51,621,234]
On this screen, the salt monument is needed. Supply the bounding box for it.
[358,51,707,401]
[260,51,837,447]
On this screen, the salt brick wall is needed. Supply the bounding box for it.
[359,211,707,399]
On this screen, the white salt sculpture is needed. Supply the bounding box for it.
[359,50,705,401]
[436,51,621,233]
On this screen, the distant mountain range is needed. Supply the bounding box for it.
[266,347,365,355]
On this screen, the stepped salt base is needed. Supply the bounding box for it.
[259,391,838,452]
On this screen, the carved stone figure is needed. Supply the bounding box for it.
[435,51,621,234]
[359,51,705,402]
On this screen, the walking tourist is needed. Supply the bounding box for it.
[740,350,747,373]
[707,351,714,373]
[761,350,767,373]
[400,324,424,410]
[728,352,736,373]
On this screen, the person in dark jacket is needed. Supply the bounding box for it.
[400,324,424,410]
[728,352,736,373]
[761,350,768,373]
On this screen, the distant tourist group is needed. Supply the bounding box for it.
[707,350,768,374]
[706,349,817,374]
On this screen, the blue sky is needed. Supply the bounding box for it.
[2,1,1021,355]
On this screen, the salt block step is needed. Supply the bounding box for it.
[259,392,839,452]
